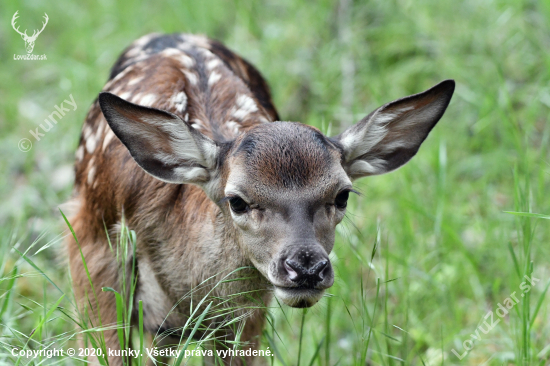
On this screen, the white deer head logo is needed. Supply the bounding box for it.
[11,11,49,54]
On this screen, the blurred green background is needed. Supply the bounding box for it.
[1,0,549,365]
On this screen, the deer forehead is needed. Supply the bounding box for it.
[224,122,349,202]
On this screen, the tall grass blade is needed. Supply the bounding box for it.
[173,301,213,366]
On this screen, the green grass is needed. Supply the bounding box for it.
[1,0,550,365]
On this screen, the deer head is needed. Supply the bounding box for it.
[98,80,455,308]
[12,11,48,54]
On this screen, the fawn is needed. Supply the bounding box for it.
[67,33,454,365]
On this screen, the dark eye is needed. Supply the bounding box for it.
[334,190,349,209]
[229,196,249,214]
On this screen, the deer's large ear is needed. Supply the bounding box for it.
[99,92,218,185]
[334,80,455,180]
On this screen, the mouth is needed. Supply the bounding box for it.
[273,286,325,308]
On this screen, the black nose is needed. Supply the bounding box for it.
[284,259,329,286]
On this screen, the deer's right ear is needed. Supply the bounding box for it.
[98,92,219,185]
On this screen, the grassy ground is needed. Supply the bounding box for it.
[1,0,550,365]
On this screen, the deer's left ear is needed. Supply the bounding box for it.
[334,80,455,180]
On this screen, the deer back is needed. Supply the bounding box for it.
[73,33,279,237]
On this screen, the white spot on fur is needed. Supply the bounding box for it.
[110,84,124,94]
[206,58,222,70]
[125,47,143,57]
[183,70,197,85]
[119,92,132,100]
[233,109,252,120]
[183,34,211,48]
[208,71,221,86]
[86,132,97,154]
[226,121,240,134]
[83,125,92,139]
[139,93,158,107]
[198,47,215,59]
[103,79,114,90]
[130,93,143,104]
[236,94,258,110]
[96,120,106,138]
[103,129,116,151]
[171,91,187,113]
[87,158,96,185]
[127,76,144,86]
[75,145,84,161]
[178,54,194,68]
[161,48,181,58]
[190,119,205,130]
[232,94,258,120]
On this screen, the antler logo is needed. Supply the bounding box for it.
[11,11,48,54]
